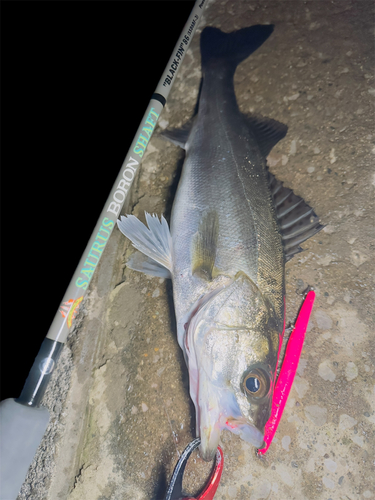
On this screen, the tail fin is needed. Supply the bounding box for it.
[200,25,274,71]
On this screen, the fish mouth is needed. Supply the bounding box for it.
[195,368,265,461]
[198,400,265,462]
[200,416,264,462]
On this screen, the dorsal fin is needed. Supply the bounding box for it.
[269,173,324,261]
[243,114,288,158]
[191,211,219,280]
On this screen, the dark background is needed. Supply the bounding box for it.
[1,1,195,401]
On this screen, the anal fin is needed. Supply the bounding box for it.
[269,173,324,262]
[160,118,195,150]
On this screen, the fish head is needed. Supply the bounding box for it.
[185,272,281,461]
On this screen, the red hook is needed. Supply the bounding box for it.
[164,438,224,500]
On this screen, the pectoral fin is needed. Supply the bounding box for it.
[191,211,219,280]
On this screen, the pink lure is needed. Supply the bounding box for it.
[257,290,316,456]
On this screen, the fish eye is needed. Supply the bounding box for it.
[243,370,268,398]
[245,376,260,393]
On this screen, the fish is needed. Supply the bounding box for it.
[117,25,323,461]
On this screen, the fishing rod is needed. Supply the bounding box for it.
[0,2,207,498]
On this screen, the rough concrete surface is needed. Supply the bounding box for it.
[18,1,374,499]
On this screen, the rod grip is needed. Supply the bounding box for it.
[16,338,64,407]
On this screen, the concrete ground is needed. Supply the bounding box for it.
[18,1,374,499]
